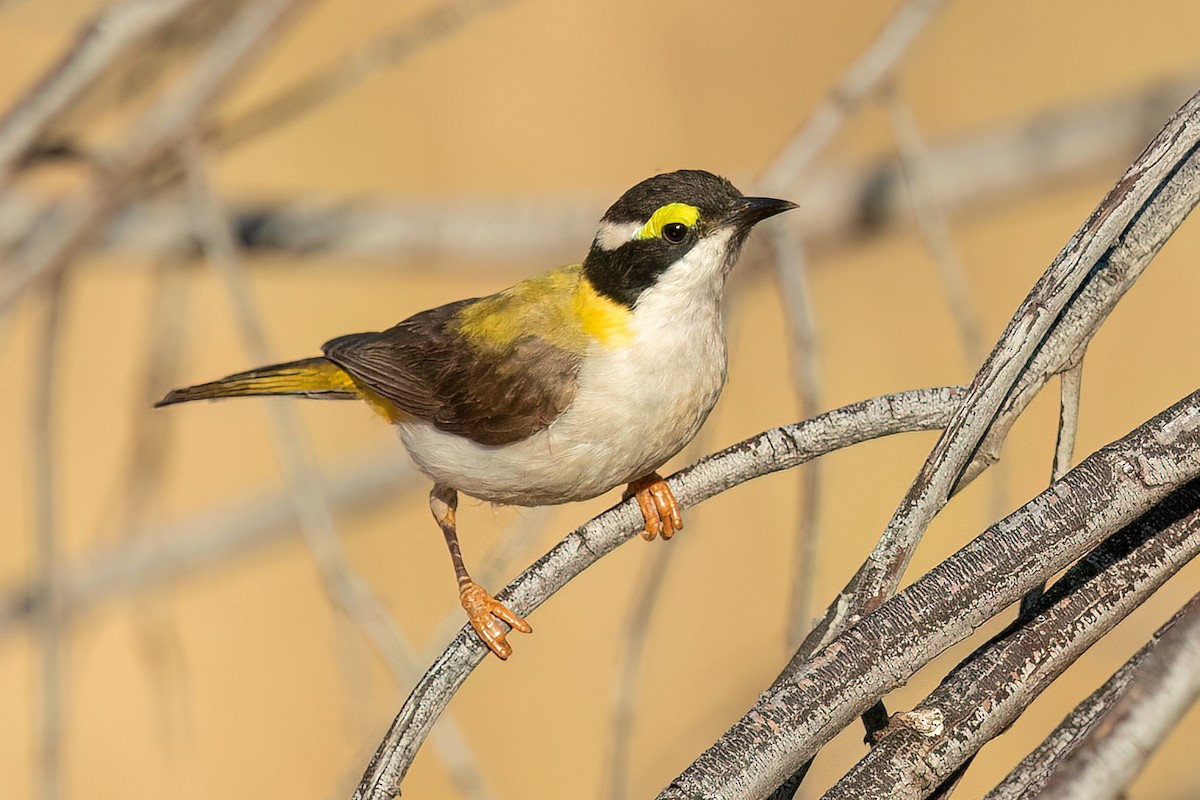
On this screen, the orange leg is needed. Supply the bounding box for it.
[430,484,531,659]
[623,472,684,541]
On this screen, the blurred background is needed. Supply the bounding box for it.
[3,1,1200,798]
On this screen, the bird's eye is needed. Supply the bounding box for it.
[662,222,688,244]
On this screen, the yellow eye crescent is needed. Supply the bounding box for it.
[634,203,701,241]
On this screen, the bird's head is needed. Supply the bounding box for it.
[583,170,796,309]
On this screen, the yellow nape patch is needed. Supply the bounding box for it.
[575,277,632,348]
[456,266,584,349]
[455,265,632,351]
[634,202,701,241]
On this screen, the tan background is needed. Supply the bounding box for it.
[4,1,1200,798]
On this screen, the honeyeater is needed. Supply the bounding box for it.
[158,169,795,658]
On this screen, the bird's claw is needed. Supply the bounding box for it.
[459,581,532,659]
[625,472,684,541]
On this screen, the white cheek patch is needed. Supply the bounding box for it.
[592,220,642,251]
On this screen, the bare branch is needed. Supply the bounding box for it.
[985,594,1200,799]
[0,0,312,314]
[820,479,1200,799]
[660,388,1200,800]
[352,387,965,800]
[798,86,1200,664]
[1031,592,1200,800]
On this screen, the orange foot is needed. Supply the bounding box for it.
[624,472,684,541]
[459,580,532,659]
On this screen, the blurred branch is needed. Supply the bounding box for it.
[352,386,965,800]
[4,74,1193,265]
[660,389,1200,800]
[819,478,1200,799]
[0,449,418,636]
[757,0,949,197]
[0,0,311,315]
[0,0,206,184]
[883,86,984,369]
[213,0,516,151]
[30,274,66,800]
[770,231,825,650]
[984,594,1200,799]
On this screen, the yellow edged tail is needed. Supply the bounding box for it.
[155,357,360,407]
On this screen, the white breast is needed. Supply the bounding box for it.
[399,231,734,506]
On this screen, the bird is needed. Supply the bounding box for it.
[157,169,795,659]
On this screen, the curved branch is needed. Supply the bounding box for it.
[820,479,1200,798]
[351,386,965,800]
[659,388,1200,799]
[985,594,1200,799]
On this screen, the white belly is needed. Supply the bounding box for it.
[399,297,728,506]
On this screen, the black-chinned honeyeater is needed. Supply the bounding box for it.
[157,169,796,658]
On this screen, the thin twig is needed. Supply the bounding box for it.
[182,140,494,800]
[1021,360,1085,617]
[352,387,966,800]
[770,230,824,650]
[30,273,67,800]
[601,435,708,800]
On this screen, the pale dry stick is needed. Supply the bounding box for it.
[9,73,1193,267]
[0,0,202,184]
[30,274,66,800]
[818,478,1200,800]
[756,0,948,198]
[1032,592,1200,800]
[770,230,824,650]
[658,389,1200,800]
[0,0,312,316]
[883,87,985,368]
[351,386,966,800]
[1021,360,1085,616]
[214,0,516,151]
[984,595,1200,799]
[182,143,495,800]
[0,448,420,636]
[601,434,708,800]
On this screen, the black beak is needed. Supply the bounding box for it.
[728,196,798,228]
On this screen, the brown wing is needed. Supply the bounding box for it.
[322,299,583,446]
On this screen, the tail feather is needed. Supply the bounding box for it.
[155,357,360,407]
